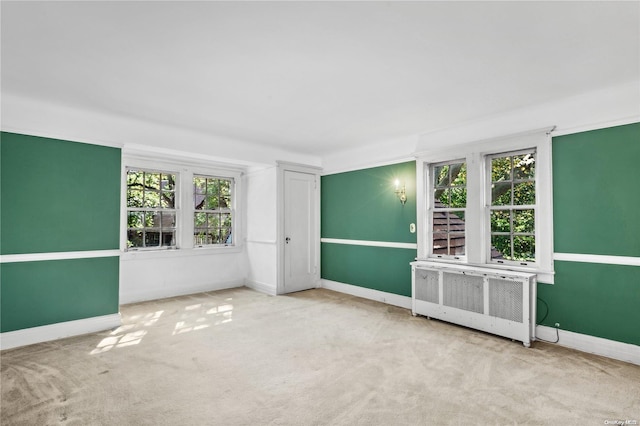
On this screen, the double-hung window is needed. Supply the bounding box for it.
[126,169,177,250]
[488,150,536,265]
[193,176,234,246]
[419,128,553,283]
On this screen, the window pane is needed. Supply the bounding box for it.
[127,189,143,207]
[449,233,465,255]
[491,157,511,182]
[206,195,219,210]
[206,179,219,195]
[127,230,144,248]
[194,212,207,228]
[448,211,465,231]
[221,213,232,228]
[160,191,175,208]
[514,209,535,233]
[128,212,144,228]
[160,212,176,229]
[143,191,161,208]
[491,182,511,206]
[145,231,160,247]
[491,210,510,233]
[208,213,220,228]
[220,228,232,244]
[513,154,535,180]
[145,173,161,191]
[449,163,466,186]
[161,174,175,191]
[513,181,535,205]
[432,233,448,254]
[127,170,143,186]
[434,165,449,188]
[449,187,466,208]
[513,236,535,262]
[219,195,231,209]
[194,177,206,195]
[491,234,511,260]
[161,230,176,247]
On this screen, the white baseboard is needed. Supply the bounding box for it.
[320,279,412,310]
[0,313,121,351]
[245,279,277,296]
[536,325,640,366]
[120,280,244,304]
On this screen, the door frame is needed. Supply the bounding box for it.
[276,161,322,295]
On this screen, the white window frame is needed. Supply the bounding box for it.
[125,167,180,251]
[416,128,554,283]
[193,174,236,248]
[427,158,468,261]
[486,148,537,267]
[121,150,243,259]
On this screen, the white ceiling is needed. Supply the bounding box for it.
[2,1,639,157]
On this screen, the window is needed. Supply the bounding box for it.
[489,150,536,264]
[417,128,554,282]
[431,161,467,258]
[193,176,234,246]
[122,152,242,255]
[126,169,177,249]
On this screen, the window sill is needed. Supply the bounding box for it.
[121,245,242,261]
[417,257,555,284]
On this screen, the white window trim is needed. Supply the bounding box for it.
[427,158,468,262]
[416,127,555,284]
[121,150,244,259]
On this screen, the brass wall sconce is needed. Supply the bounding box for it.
[394,179,407,205]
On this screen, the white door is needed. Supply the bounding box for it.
[283,170,318,293]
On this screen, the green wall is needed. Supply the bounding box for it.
[1,132,121,255]
[1,257,120,332]
[0,132,121,333]
[321,161,417,296]
[537,122,640,345]
[321,125,639,347]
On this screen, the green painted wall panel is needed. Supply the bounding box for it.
[0,257,120,333]
[321,161,417,243]
[537,261,640,346]
[1,132,121,255]
[321,243,416,297]
[553,122,640,257]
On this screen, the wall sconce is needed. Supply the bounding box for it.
[394,179,407,205]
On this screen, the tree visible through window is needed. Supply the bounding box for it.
[193,176,233,246]
[126,170,177,249]
[489,150,536,263]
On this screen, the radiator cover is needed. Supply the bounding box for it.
[411,261,536,347]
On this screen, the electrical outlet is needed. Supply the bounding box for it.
[554,322,560,328]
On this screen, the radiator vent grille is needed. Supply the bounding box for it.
[415,270,439,303]
[488,278,523,323]
[443,272,484,314]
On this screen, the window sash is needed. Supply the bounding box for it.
[486,149,537,266]
[193,175,234,247]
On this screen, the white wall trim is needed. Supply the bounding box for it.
[321,279,412,310]
[0,249,120,264]
[552,115,639,137]
[120,279,244,305]
[245,239,277,246]
[535,325,640,366]
[244,280,277,296]
[554,252,640,267]
[0,314,121,351]
[321,156,416,176]
[321,238,418,250]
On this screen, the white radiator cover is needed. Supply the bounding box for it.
[411,261,537,347]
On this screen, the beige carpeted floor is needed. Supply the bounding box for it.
[1,287,639,425]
